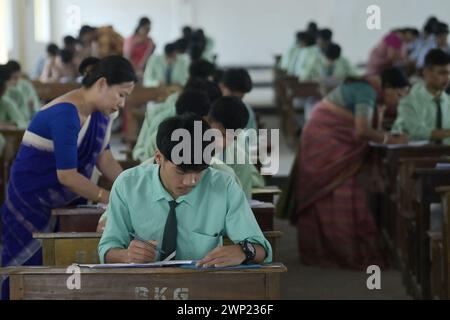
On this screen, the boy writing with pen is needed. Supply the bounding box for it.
[98,114,272,267]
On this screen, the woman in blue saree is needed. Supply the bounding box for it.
[1,56,137,299]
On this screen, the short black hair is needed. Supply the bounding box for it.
[296,31,315,46]
[209,96,249,130]
[157,114,213,172]
[381,67,410,89]
[318,29,333,42]
[175,90,211,116]
[5,60,21,73]
[60,49,74,64]
[174,38,189,53]
[433,22,449,35]
[424,49,450,69]
[222,68,252,93]
[184,78,223,103]
[47,43,59,56]
[189,59,216,80]
[63,36,77,47]
[324,43,341,61]
[165,43,177,56]
[424,17,439,34]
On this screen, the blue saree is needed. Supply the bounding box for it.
[1,104,113,299]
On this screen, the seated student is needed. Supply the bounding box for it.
[415,22,450,70]
[144,90,212,159]
[292,32,323,81]
[280,31,305,75]
[40,49,78,83]
[220,68,257,131]
[207,97,265,199]
[392,49,450,143]
[317,28,333,53]
[320,43,355,86]
[0,65,29,129]
[132,76,222,162]
[32,43,59,80]
[0,73,10,153]
[4,61,41,121]
[98,114,272,266]
[143,43,189,87]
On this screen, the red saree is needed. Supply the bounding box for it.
[292,101,385,269]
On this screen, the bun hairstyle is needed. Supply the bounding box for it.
[79,55,137,88]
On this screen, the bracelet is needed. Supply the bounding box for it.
[96,188,104,203]
[382,133,389,145]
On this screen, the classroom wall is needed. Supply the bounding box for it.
[11,0,450,72]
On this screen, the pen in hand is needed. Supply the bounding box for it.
[129,232,165,255]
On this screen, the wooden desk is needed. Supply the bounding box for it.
[52,208,105,232]
[2,263,286,300]
[35,231,283,266]
[413,168,450,299]
[252,186,282,204]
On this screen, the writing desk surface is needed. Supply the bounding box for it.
[1,263,287,275]
[52,208,105,216]
[252,186,282,194]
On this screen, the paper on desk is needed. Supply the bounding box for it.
[249,200,274,208]
[78,260,195,269]
[180,264,262,270]
[369,140,429,149]
[436,163,450,170]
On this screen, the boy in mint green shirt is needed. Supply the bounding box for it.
[391,49,450,144]
[220,68,257,131]
[143,43,189,87]
[99,114,272,266]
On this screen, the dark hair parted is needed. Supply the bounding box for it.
[79,55,137,88]
[209,96,249,131]
[156,114,212,172]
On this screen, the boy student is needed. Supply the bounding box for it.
[207,96,265,199]
[98,113,272,266]
[392,49,450,143]
[143,42,189,87]
[220,68,257,131]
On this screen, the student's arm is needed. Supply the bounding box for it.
[3,96,28,129]
[197,179,272,267]
[98,174,157,263]
[96,149,123,183]
[57,169,110,203]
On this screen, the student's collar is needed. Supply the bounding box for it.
[421,83,445,102]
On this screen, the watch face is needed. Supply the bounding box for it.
[247,242,256,255]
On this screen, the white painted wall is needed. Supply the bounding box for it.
[11,0,450,72]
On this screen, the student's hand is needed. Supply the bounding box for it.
[387,133,409,144]
[126,240,158,263]
[197,245,246,268]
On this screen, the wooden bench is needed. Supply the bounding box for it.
[34,231,283,266]
[1,263,287,300]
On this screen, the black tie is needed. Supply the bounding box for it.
[435,97,443,130]
[165,64,173,85]
[160,200,178,260]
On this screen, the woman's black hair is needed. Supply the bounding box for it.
[381,67,410,89]
[134,17,151,35]
[79,55,137,88]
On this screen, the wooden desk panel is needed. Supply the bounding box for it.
[4,264,286,300]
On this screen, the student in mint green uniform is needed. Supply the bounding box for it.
[99,114,272,266]
[143,43,189,87]
[392,49,450,143]
[5,61,41,121]
[0,65,28,130]
[292,32,323,81]
[220,68,257,131]
[207,97,265,199]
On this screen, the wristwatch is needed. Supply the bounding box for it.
[239,239,256,264]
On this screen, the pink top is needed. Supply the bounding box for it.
[367,32,404,76]
[123,35,155,72]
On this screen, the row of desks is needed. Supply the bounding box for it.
[369,144,450,299]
